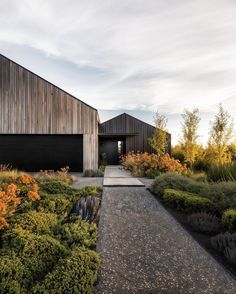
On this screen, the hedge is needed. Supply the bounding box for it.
[163,189,215,213]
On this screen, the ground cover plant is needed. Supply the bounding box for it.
[0,171,101,293]
[150,172,236,270]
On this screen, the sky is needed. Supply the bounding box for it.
[1,0,236,145]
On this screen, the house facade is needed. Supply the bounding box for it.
[0,54,171,172]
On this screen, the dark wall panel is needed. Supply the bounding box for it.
[0,135,83,172]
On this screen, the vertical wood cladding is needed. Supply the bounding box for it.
[99,113,171,154]
[0,54,98,135]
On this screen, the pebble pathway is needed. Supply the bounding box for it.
[95,184,236,293]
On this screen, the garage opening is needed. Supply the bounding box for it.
[0,135,83,172]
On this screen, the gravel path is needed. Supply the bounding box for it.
[95,186,236,294]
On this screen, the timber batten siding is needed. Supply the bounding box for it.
[99,113,171,154]
[0,54,98,171]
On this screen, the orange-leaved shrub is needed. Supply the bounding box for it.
[0,174,41,229]
[121,152,188,177]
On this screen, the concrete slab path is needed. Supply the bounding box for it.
[103,166,144,187]
[95,185,236,293]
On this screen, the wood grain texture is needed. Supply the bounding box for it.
[99,113,171,154]
[0,54,98,135]
[0,54,99,171]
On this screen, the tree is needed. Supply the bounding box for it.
[208,104,233,165]
[180,108,201,167]
[149,111,168,156]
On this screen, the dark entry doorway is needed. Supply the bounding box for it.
[99,137,126,165]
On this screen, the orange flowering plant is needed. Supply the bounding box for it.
[121,152,188,177]
[0,174,41,229]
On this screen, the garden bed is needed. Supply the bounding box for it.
[0,169,102,293]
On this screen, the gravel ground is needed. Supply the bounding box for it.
[95,187,236,294]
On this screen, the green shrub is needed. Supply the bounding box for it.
[163,189,214,213]
[187,212,221,234]
[11,211,58,233]
[145,169,161,179]
[36,194,73,215]
[76,185,102,198]
[222,209,236,232]
[55,218,97,249]
[0,254,27,294]
[2,228,68,285]
[151,172,236,211]
[33,247,100,294]
[151,172,205,197]
[224,247,236,266]
[39,180,75,195]
[207,163,236,182]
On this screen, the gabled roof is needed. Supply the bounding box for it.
[0,53,97,112]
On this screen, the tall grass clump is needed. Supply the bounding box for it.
[207,163,236,182]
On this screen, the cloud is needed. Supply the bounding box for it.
[0,0,236,144]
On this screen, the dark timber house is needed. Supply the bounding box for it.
[0,54,171,172]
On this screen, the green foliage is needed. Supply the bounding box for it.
[148,111,168,156]
[76,185,102,198]
[55,217,97,249]
[36,194,73,215]
[151,172,236,211]
[33,247,100,294]
[11,211,58,234]
[39,180,75,195]
[222,209,236,232]
[163,189,214,213]
[0,254,27,294]
[187,212,221,234]
[2,228,68,285]
[207,163,236,182]
[97,165,105,177]
[180,108,201,167]
[145,169,161,179]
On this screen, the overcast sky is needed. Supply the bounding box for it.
[1,0,236,144]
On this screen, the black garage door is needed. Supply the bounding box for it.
[0,135,83,172]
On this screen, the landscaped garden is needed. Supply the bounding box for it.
[0,167,101,293]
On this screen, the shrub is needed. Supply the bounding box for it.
[55,217,97,249]
[150,172,205,197]
[187,212,221,234]
[36,194,72,216]
[145,169,161,179]
[35,167,76,184]
[33,247,100,294]
[2,228,68,285]
[222,209,236,232]
[121,152,188,177]
[207,163,236,182]
[163,189,214,213]
[11,211,58,233]
[0,254,27,294]
[224,247,236,266]
[211,232,236,252]
[76,185,102,198]
[151,172,236,211]
[39,180,75,195]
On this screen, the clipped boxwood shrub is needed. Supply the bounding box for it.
[36,194,72,215]
[0,254,27,294]
[2,228,68,285]
[39,180,75,195]
[163,189,214,213]
[11,211,58,234]
[33,247,100,294]
[55,217,97,249]
[222,209,236,232]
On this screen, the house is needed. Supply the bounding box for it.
[0,54,171,172]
